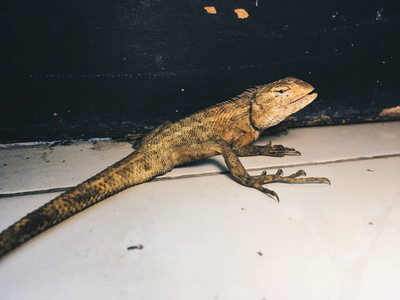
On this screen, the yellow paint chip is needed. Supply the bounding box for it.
[234,8,249,19]
[204,6,217,14]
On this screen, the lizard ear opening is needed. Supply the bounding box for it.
[250,98,268,129]
[254,102,264,110]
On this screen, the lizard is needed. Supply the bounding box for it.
[0,77,330,260]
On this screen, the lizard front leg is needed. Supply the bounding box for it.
[204,138,282,200]
[205,139,329,201]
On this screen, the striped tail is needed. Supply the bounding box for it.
[0,150,167,259]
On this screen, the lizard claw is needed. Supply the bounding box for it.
[288,170,306,178]
[322,178,331,185]
[261,186,280,202]
[269,190,280,202]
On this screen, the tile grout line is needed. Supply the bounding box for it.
[0,187,69,199]
[154,153,400,181]
[246,152,400,172]
[1,153,399,199]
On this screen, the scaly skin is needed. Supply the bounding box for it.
[0,77,329,259]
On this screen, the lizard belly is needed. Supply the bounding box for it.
[171,144,218,166]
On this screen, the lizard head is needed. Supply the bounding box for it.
[250,77,318,130]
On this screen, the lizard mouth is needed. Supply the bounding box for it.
[291,92,317,104]
[277,91,318,109]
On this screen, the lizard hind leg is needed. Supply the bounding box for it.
[206,138,281,201]
[202,139,329,202]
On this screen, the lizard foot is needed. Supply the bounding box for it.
[254,169,331,185]
[244,169,330,202]
[241,176,281,202]
[262,141,301,157]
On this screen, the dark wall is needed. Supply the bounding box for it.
[2,0,399,142]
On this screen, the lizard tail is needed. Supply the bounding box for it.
[0,150,168,259]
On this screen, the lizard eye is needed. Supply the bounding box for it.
[274,86,290,94]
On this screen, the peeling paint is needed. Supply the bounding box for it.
[378,106,400,119]
[305,114,334,126]
[234,9,249,19]
[204,6,217,14]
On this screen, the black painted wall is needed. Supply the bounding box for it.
[1,0,399,142]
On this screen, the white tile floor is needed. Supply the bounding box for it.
[0,122,399,300]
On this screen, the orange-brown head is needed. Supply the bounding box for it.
[250,77,317,129]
